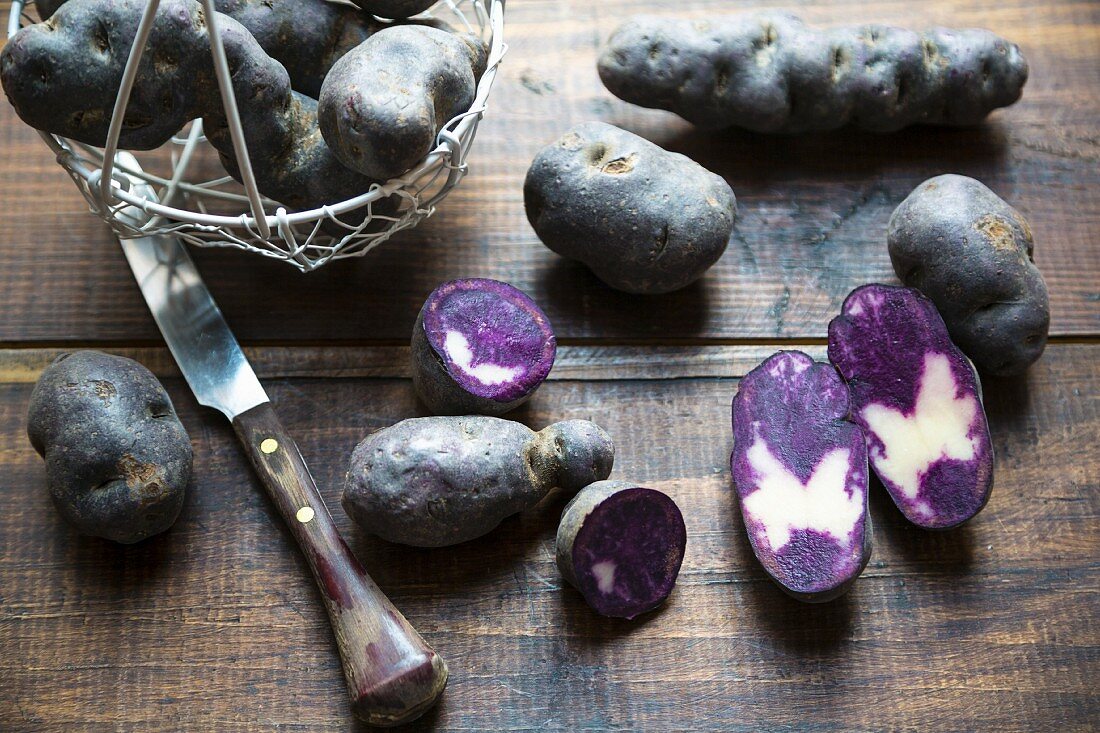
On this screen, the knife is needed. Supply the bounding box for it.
[110,153,447,726]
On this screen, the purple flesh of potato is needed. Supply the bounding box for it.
[731,351,871,602]
[556,480,687,619]
[412,278,556,416]
[828,284,994,529]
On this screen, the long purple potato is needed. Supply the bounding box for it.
[828,285,994,529]
[731,351,870,602]
[2,0,382,212]
[598,12,1028,133]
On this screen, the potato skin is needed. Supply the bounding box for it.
[27,352,192,544]
[35,0,387,98]
[318,26,488,181]
[349,0,437,21]
[888,175,1049,376]
[598,13,1028,133]
[1,0,385,214]
[342,417,613,547]
[524,122,736,294]
[214,0,384,98]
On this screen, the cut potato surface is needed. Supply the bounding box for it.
[828,285,994,529]
[732,351,871,601]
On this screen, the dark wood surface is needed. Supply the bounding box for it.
[0,0,1097,730]
[0,0,1097,344]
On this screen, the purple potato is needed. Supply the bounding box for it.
[731,351,871,602]
[27,351,192,544]
[828,285,994,529]
[598,13,1028,133]
[1,0,389,214]
[318,25,488,181]
[214,0,386,98]
[888,174,1049,376]
[524,122,737,294]
[411,278,556,416]
[556,480,686,619]
[343,416,613,547]
[35,0,454,98]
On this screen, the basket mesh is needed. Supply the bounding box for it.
[9,0,506,272]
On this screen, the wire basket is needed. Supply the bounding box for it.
[6,0,506,272]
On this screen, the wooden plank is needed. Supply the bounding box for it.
[0,0,1097,344]
[0,343,830,382]
[1,344,1095,731]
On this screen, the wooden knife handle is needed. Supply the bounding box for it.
[232,402,447,726]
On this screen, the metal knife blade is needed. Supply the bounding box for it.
[112,153,267,420]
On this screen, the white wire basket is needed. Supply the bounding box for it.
[6,0,506,272]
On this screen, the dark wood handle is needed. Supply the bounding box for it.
[232,402,447,726]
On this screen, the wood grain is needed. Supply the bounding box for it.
[0,0,1097,729]
[0,0,1097,343]
[0,344,1096,731]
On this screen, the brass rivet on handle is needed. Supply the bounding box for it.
[260,438,278,454]
[296,506,316,523]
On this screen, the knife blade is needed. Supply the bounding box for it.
[111,152,448,726]
[116,197,266,421]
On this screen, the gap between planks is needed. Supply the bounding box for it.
[0,343,823,383]
[0,341,1095,383]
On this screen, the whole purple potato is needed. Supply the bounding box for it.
[731,351,871,602]
[598,13,1028,133]
[343,416,613,547]
[888,175,1049,376]
[556,480,686,619]
[524,122,737,294]
[411,278,556,416]
[1,0,384,213]
[27,352,192,544]
[319,25,488,181]
[828,285,994,529]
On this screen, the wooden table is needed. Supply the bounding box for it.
[1,0,1097,730]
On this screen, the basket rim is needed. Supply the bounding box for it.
[5,0,506,231]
